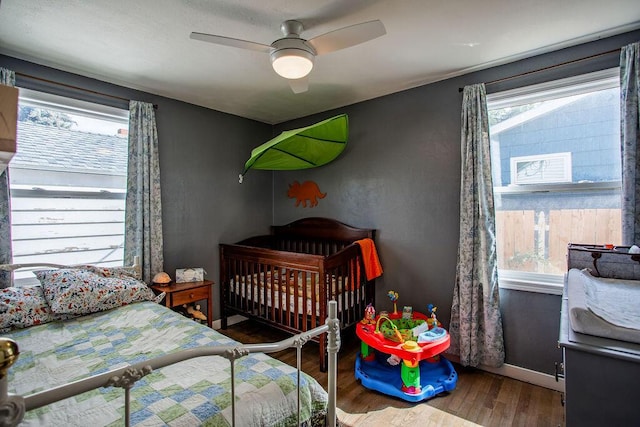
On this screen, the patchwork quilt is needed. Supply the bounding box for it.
[5,301,327,426]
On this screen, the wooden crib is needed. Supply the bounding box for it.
[219,217,378,371]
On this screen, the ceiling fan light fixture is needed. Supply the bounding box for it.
[192,18,385,92]
[271,49,314,79]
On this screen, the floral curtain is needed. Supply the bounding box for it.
[621,41,640,245]
[124,101,164,283]
[0,67,16,288]
[449,83,505,368]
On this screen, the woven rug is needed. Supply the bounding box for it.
[336,406,481,427]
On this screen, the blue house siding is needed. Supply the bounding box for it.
[492,89,620,187]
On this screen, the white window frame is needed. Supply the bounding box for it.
[487,67,621,295]
[11,89,129,285]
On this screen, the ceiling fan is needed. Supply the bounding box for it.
[190,19,386,94]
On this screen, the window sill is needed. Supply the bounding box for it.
[498,272,564,295]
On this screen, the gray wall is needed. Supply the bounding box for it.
[272,30,640,374]
[0,55,274,321]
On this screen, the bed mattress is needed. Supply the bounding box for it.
[5,301,327,426]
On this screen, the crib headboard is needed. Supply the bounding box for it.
[271,217,375,255]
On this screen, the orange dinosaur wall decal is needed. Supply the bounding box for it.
[287,180,326,207]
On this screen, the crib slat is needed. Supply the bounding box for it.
[293,269,299,328]
[242,261,247,313]
[285,268,292,328]
[234,259,240,311]
[259,263,266,318]
[269,265,275,321]
[247,261,252,313]
[310,272,317,329]
[278,267,284,326]
[267,264,272,320]
[303,272,308,329]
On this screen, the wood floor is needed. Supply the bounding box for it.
[217,319,565,427]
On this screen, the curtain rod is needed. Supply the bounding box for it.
[458,47,621,92]
[15,71,158,109]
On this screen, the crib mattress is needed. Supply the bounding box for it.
[567,268,640,345]
[231,271,354,316]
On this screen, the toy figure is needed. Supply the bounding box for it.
[387,354,401,366]
[361,303,376,325]
[387,290,399,314]
[182,304,207,323]
[427,304,438,329]
[402,306,413,319]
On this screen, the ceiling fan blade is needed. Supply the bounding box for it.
[288,76,309,94]
[190,32,271,53]
[307,20,385,55]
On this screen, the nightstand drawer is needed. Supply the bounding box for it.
[172,286,210,306]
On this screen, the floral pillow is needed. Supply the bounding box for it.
[35,269,157,315]
[0,286,61,332]
[78,265,141,280]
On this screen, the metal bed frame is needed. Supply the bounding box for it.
[0,260,339,427]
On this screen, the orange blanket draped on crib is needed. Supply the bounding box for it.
[355,238,383,281]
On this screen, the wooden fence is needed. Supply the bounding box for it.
[495,209,621,274]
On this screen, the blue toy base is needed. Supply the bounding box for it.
[355,352,458,402]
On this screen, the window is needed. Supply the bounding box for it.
[9,88,129,283]
[487,68,621,293]
[510,152,572,185]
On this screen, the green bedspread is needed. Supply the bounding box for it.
[5,301,327,426]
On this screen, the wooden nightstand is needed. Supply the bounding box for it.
[151,280,214,328]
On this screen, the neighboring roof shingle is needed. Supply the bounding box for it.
[12,121,128,174]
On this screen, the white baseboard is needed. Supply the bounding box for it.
[212,314,247,330]
[445,354,565,393]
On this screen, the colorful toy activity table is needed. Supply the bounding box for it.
[355,311,457,402]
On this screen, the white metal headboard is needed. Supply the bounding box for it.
[0,256,142,281]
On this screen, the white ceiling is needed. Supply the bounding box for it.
[1,0,639,124]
